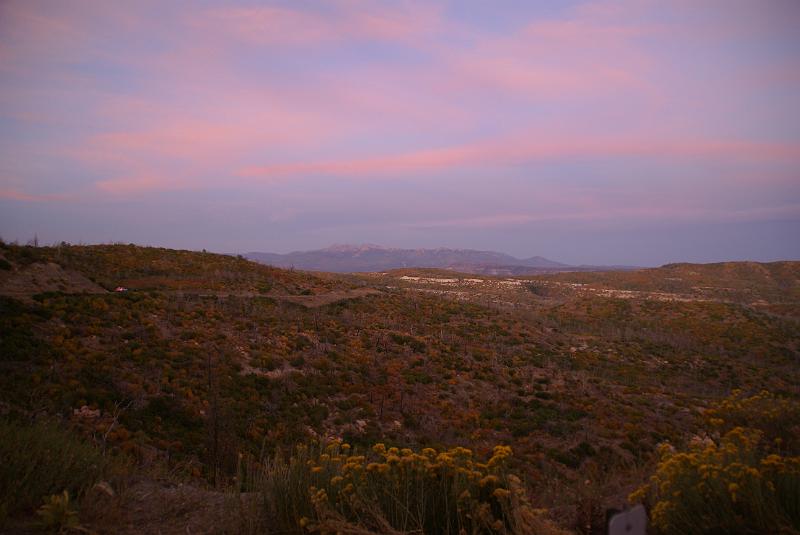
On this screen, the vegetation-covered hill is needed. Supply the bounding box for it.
[1,243,798,534]
[527,261,800,305]
[11,243,340,294]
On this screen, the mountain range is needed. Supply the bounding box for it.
[244,244,630,274]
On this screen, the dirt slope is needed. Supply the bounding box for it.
[0,261,107,300]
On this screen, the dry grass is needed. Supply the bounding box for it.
[0,419,109,522]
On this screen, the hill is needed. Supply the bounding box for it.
[525,261,800,309]
[245,244,572,273]
[0,242,798,533]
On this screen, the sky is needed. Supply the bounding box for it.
[1,0,799,266]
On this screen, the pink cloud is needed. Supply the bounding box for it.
[0,2,85,68]
[0,1,157,72]
[69,94,347,175]
[81,122,252,164]
[239,145,474,181]
[424,9,658,99]
[94,174,189,195]
[445,57,646,98]
[0,188,71,202]
[196,2,443,46]
[408,202,800,231]
[239,135,800,181]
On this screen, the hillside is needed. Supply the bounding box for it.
[526,261,800,310]
[1,243,798,533]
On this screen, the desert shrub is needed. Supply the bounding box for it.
[389,332,426,353]
[631,391,800,534]
[257,441,566,535]
[0,419,108,518]
[0,298,53,363]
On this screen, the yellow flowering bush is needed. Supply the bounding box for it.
[36,491,79,532]
[630,391,800,534]
[260,441,566,535]
[705,389,800,450]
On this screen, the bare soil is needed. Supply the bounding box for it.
[0,262,106,301]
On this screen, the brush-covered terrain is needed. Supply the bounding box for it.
[1,242,798,534]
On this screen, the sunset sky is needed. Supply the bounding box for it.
[1,0,798,265]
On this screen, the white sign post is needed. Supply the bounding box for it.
[608,505,647,535]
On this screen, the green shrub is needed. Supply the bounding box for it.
[0,419,108,518]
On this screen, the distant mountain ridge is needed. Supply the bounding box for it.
[244,244,613,274]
